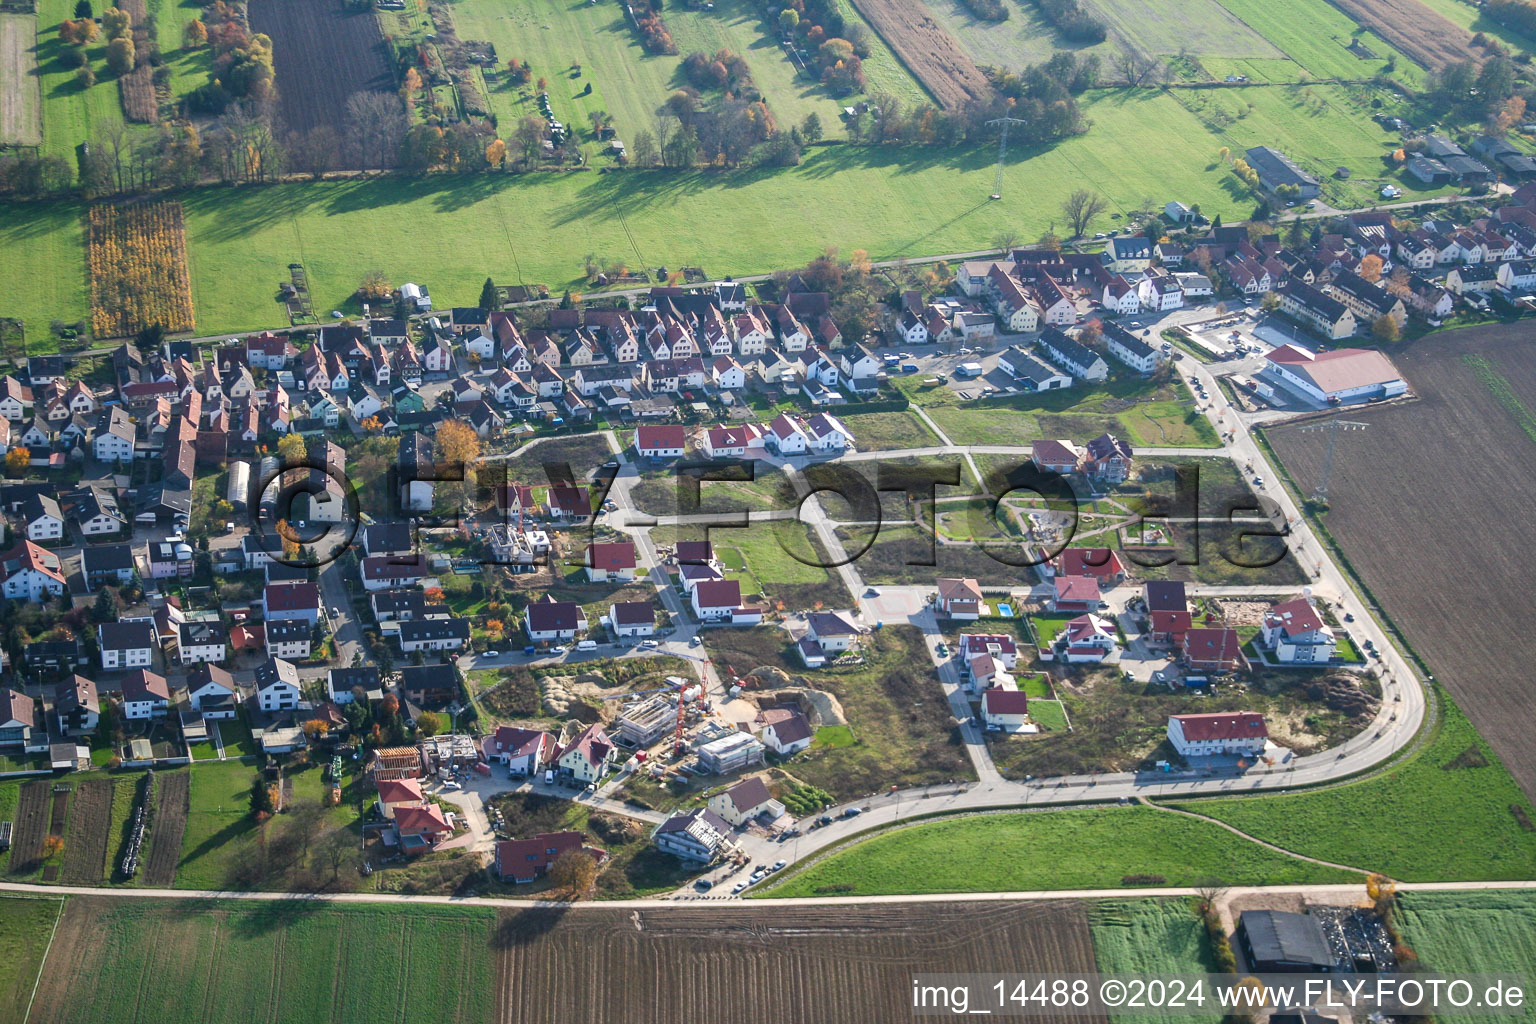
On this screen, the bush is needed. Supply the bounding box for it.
[60,44,88,69]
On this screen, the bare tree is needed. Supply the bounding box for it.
[1116,47,1162,87]
[286,125,339,179]
[346,91,407,171]
[991,229,1019,254]
[1061,189,1109,239]
[1193,877,1229,917]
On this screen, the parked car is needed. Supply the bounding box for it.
[482,650,501,659]
[640,639,659,648]
[732,881,748,893]
[550,645,568,654]
[772,859,786,871]
[694,878,713,891]
[689,635,701,647]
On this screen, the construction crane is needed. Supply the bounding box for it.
[599,675,704,755]
[985,116,1028,200]
[1297,419,1369,505]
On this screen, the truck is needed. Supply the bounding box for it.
[900,362,919,374]
[956,362,984,378]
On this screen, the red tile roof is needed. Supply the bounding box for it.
[394,804,451,835]
[1054,575,1101,605]
[376,779,424,804]
[635,424,686,450]
[982,688,1030,715]
[587,542,637,572]
[1057,548,1125,581]
[495,831,588,880]
[693,579,742,609]
[1171,711,1267,742]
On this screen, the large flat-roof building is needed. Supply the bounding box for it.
[1265,344,1408,404]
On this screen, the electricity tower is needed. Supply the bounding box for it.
[1298,419,1368,505]
[985,116,1028,200]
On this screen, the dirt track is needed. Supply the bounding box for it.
[1323,0,1478,71]
[846,0,993,108]
[1269,322,1536,803]
[492,900,1103,1023]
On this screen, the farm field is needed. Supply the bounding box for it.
[1412,0,1536,52]
[765,806,1361,897]
[1092,0,1284,61]
[1169,693,1536,881]
[0,14,42,146]
[26,896,495,1024]
[916,377,1219,450]
[1394,891,1536,1024]
[3,85,1411,341]
[0,896,60,1024]
[493,900,1104,1022]
[701,625,975,798]
[60,777,116,884]
[1267,322,1536,805]
[1323,0,1478,72]
[1210,0,1419,85]
[249,0,396,141]
[845,0,991,107]
[143,769,189,886]
[1091,899,1217,1024]
[913,0,1066,72]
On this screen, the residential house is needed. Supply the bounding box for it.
[1182,628,1250,674]
[708,776,781,827]
[20,493,64,542]
[375,778,427,821]
[805,611,859,653]
[1082,433,1134,484]
[766,413,808,455]
[0,690,40,753]
[176,619,228,665]
[255,657,302,712]
[757,707,813,755]
[1276,282,1357,341]
[632,424,686,462]
[483,726,556,775]
[691,579,743,621]
[495,832,596,883]
[981,688,1032,733]
[804,412,851,453]
[265,618,313,660]
[1031,439,1081,475]
[525,599,588,642]
[1259,598,1337,664]
[608,601,656,638]
[397,618,471,653]
[99,621,157,671]
[186,664,240,716]
[55,675,100,734]
[934,577,983,619]
[263,581,321,625]
[120,669,171,719]
[1053,547,1127,587]
[1053,614,1118,663]
[328,666,383,705]
[399,664,460,706]
[1101,321,1162,374]
[1167,711,1268,757]
[556,723,617,784]
[1053,575,1101,613]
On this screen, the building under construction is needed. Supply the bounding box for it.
[616,695,678,747]
[696,732,765,775]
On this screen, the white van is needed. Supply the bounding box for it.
[576,640,598,651]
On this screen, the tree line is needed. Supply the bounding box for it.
[1026,0,1106,44]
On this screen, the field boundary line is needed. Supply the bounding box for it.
[22,894,65,1024]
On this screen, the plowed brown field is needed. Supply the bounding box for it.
[142,772,188,886]
[492,901,1103,1023]
[1324,0,1477,71]
[846,0,993,107]
[1268,322,1536,802]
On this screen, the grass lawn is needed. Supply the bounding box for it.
[0,896,60,1023]
[1168,692,1536,881]
[1394,890,1536,1024]
[1026,699,1069,731]
[658,521,850,609]
[929,496,1025,543]
[763,806,1361,897]
[840,522,1038,587]
[4,86,1417,342]
[836,409,939,452]
[30,897,494,1023]
[919,377,1219,452]
[175,761,363,890]
[215,718,257,758]
[703,625,974,799]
